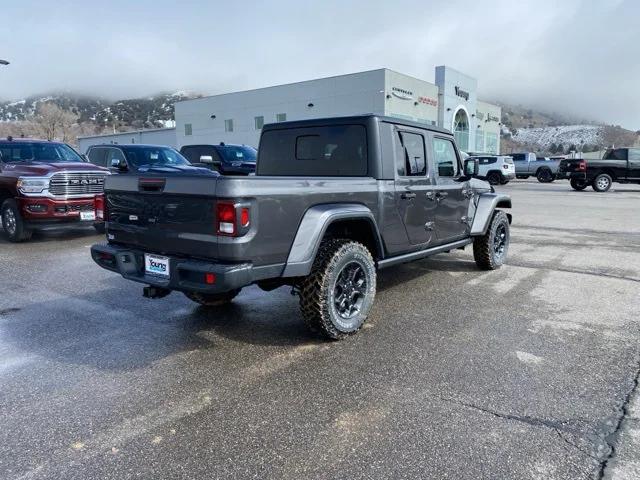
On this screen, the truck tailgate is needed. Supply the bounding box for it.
[105,174,219,259]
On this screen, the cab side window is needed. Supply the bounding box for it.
[105,148,126,167]
[396,131,426,176]
[87,147,107,167]
[433,138,460,177]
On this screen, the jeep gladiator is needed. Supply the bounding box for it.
[91,115,512,339]
[0,138,108,242]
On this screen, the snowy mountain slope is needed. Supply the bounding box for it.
[511,125,603,150]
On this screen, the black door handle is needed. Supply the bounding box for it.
[401,192,416,199]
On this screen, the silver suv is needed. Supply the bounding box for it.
[470,155,516,185]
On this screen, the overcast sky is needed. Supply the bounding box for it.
[1,0,638,129]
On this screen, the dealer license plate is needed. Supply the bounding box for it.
[80,211,96,221]
[145,254,170,277]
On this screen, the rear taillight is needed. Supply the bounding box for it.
[95,194,105,220]
[577,160,586,171]
[217,202,236,236]
[216,201,251,236]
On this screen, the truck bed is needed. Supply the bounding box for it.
[105,174,380,268]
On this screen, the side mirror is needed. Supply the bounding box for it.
[111,158,128,171]
[199,155,214,164]
[464,158,479,177]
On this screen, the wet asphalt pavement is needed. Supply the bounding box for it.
[1,181,639,479]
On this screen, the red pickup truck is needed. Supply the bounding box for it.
[0,138,108,242]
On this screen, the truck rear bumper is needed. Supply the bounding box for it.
[91,243,254,294]
[556,171,587,181]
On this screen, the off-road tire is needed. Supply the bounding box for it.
[536,168,554,183]
[592,173,612,192]
[184,289,241,306]
[1,199,33,242]
[486,172,501,186]
[570,178,588,191]
[299,239,376,340]
[473,210,510,270]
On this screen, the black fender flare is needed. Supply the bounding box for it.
[470,193,512,236]
[282,203,383,277]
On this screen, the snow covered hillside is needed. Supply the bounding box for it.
[511,125,603,150]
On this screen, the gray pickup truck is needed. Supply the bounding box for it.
[512,152,559,182]
[91,115,512,339]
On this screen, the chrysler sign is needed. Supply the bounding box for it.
[391,87,413,100]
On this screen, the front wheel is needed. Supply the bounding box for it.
[473,211,510,270]
[299,239,376,340]
[1,199,33,242]
[184,289,241,306]
[570,178,588,191]
[592,173,612,192]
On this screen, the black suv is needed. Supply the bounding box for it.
[86,144,211,175]
[179,143,257,175]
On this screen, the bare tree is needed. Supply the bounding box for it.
[33,102,78,141]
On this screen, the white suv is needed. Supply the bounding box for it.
[470,155,516,185]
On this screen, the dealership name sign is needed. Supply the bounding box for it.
[454,86,470,101]
[392,87,413,100]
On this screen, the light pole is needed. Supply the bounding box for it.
[0,59,9,66]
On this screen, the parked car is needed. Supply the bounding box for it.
[91,115,513,340]
[469,155,515,185]
[557,147,640,192]
[179,143,257,175]
[512,152,559,182]
[0,137,108,242]
[86,144,211,175]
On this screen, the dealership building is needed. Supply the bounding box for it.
[78,66,501,154]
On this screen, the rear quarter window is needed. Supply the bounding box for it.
[257,125,367,176]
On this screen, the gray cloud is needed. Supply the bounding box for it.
[1,0,637,129]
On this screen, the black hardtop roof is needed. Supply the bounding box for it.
[261,114,452,136]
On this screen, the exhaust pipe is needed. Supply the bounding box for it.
[143,286,172,299]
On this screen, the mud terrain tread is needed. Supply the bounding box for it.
[299,239,374,340]
[473,210,509,270]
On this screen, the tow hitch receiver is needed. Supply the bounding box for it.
[143,286,172,299]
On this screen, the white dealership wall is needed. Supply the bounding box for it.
[78,66,500,154]
[77,127,177,153]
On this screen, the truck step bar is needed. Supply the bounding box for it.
[377,239,473,269]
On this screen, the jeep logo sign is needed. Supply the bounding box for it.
[455,86,470,101]
[391,87,413,100]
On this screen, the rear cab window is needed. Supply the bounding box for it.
[258,124,367,176]
[396,131,427,177]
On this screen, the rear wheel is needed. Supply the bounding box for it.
[536,168,554,183]
[299,239,376,340]
[184,289,241,306]
[1,199,32,242]
[486,172,501,185]
[473,211,510,270]
[592,173,612,192]
[570,178,588,191]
